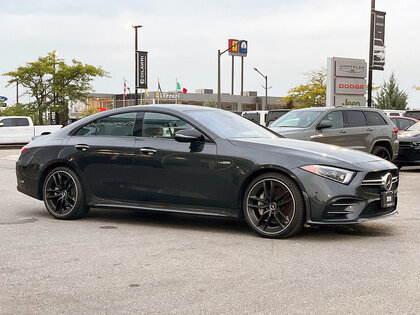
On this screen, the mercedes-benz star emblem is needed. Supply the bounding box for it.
[381,173,393,191]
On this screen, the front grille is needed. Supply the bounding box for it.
[359,200,396,218]
[361,170,398,194]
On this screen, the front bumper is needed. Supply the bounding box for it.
[393,141,420,165]
[293,166,398,225]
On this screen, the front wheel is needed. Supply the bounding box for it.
[371,146,391,161]
[243,173,305,238]
[43,167,88,219]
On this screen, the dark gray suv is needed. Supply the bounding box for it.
[269,107,399,161]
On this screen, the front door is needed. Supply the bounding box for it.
[312,110,349,146]
[131,111,222,210]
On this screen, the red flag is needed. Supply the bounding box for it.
[182,88,187,94]
[123,78,127,99]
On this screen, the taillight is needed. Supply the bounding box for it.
[394,127,399,134]
[20,146,28,154]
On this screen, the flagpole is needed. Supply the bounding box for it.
[158,78,160,105]
[175,77,178,104]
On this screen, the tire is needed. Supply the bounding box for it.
[243,172,305,238]
[371,146,391,161]
[42,166,88,220]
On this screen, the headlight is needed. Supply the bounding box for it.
[300,165,355,184]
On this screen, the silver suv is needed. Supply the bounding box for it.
[269,107,399,161]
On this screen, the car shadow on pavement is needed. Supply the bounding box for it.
[78,208,395,240]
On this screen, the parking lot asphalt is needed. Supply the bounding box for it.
[0,149,419,314]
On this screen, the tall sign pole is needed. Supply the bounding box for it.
[132,25,143,106]
[231,56,234,95]
[367,0,375,107]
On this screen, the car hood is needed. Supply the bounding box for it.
[398,131,420,141]
[269,126,304,134]
[228,137,388,171]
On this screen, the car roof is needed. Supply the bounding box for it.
[294,106,384,112]
[389,116,418,120]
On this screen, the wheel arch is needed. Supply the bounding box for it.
[37,160,84,200]
[371,139,393,156]
[237,166,310,220]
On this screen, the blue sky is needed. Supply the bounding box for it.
[1,0,419,108]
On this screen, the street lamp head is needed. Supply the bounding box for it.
[132,25,143,29]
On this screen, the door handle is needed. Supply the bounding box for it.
[339,130,347,134]
[75,144,89,151]
[367,128,374,131]
[140,148,157,155]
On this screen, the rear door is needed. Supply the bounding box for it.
[64,112,137,201]
[343,110,371,152]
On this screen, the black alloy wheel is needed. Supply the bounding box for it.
[243,173,305,238]
[371,146,391,161]
[43,167,88,219]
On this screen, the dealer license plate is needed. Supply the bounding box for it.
[381,191,395,208]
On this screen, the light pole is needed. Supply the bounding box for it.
[217,40,244,109]
[254,67,269,110]
[132,25,143,106]
[367,0,375,107]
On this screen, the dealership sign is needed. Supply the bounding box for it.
[326,57,367,107]
[136,51,148,89]
[0,96,7,102]
[228,39,247,57]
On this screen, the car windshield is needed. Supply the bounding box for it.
[187,110,277,139]
[407,121,420,131]
[270,110,323,128]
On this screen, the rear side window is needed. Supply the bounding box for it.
[345,111,366,127]
[75,112,136,137]
[323,111,344,128]
[364,111,387,126]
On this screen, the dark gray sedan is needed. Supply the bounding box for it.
[16,105,398,238]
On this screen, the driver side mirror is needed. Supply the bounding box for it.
[174,129,204,143]
[317,120,333,130]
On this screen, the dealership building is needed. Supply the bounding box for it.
[69,89,288,120]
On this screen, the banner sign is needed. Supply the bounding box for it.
[373,10,386,46]
[136,51,148,89]
[0,96,7,102]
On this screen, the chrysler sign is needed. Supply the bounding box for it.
[335,59,367,78]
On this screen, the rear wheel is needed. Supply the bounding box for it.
[43,167,88,219]
[372,146,391,161]
[243,173,305,238]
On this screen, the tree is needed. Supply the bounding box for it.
[0,103,39,122]
[284,68,326,108]
[4,52,108,125]
[374,73,408,110]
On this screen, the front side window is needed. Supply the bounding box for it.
[408,121,420,131]
[323,111,344,129]
[345,111,367,127]
[271,110,323,128]
[75,112,136,137]
[0,118,13,127]
[142,112,196,138]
